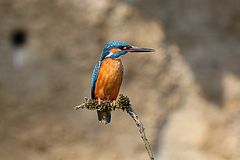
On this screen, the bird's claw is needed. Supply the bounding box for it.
[97,98,103,105]
[111,100,116,107]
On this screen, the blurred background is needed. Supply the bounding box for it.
[0,0,240,160]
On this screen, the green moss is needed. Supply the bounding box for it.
[117,94,131,111]
[74,94,131,111]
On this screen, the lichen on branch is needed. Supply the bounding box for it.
[74,94,154,160]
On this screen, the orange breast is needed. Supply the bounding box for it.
[94,58,123,101]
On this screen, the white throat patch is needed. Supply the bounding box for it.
[106,52,114,58]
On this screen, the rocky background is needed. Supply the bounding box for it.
[0,0,240,160]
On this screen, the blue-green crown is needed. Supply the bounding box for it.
[101,41,129,60]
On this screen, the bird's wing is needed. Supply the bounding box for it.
[91,61,101,99]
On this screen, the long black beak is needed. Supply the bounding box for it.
[126,46,155,53]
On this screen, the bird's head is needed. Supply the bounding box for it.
[100,40,155,60]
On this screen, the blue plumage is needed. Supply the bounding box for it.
[91,61,101,99]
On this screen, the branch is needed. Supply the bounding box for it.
[74,94,154,160]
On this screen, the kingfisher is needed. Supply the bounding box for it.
[91,41,155,124]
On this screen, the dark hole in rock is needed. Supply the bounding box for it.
[10,29,27,47]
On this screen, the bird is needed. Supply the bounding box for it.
[91,40,155,124]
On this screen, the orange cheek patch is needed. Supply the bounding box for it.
[110,48,121,54]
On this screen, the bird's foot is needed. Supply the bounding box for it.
[97,98,103,105]
[111,100,117,107]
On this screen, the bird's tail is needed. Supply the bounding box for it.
[97,110,111,125]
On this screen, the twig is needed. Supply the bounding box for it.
[126,105,154,160]
[74,94,154,160]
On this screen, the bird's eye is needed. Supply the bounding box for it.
[121,46,131,50]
